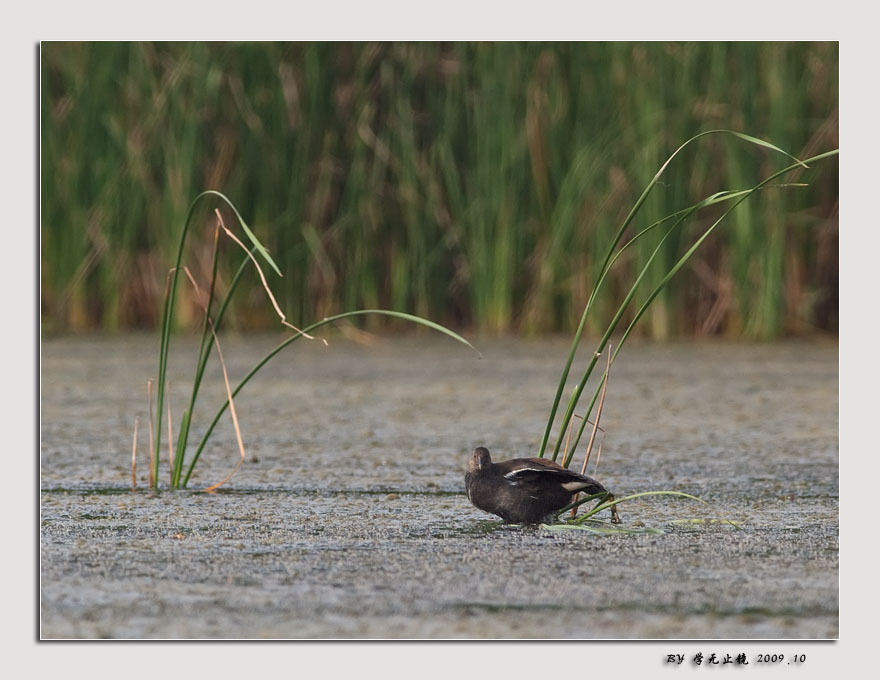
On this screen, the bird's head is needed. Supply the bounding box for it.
[468,446,492,472]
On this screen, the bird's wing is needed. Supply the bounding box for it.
[503,464,573,484]
[503,464,605,493]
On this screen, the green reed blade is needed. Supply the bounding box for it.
[573,490,710,522]
[541,523,666,535]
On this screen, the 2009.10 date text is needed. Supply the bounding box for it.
[757,654,807,663]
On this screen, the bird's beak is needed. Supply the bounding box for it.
[472,450,483,470]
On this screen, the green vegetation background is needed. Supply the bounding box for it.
[41,42,838,338]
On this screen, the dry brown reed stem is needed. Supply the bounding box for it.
[213,209,327,346]
[131,416,139,491]
[567,416,608,520]
[199,322,246,494]
[147,380,155,488]
[592,440,604,477]
[581,346,613,477]
[567,348,612,520]
[179,265,247,493]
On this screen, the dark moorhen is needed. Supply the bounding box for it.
[465,446,620,524]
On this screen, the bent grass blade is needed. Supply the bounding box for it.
[181,308,480,487]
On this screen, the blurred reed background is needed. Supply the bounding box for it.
[40,42,838,338]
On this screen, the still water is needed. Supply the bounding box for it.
[40,333,838,638]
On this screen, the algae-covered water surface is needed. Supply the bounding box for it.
[40,334,838,638]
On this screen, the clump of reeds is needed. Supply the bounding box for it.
[535,131,838,530]
[134,191,478,491]
[41,43,838,338]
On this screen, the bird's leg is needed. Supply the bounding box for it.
[592,492,621,524]
[607,493,621,524]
